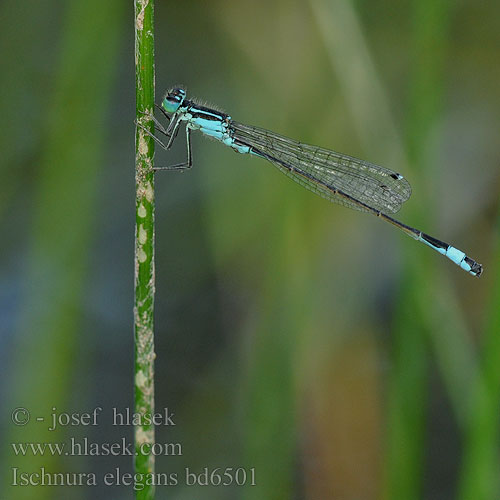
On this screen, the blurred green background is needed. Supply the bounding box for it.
[1,0,499,499]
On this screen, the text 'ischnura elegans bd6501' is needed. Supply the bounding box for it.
[140,87,482,277]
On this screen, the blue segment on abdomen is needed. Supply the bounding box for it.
[420,235,474,272]
[445,245,473,272]
[445,246,466,265]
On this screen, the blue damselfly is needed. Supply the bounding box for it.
[140,87,482,277]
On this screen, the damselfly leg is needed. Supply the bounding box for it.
[136,110,193,171]
[154,127,192,171]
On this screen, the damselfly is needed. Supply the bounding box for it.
[140,87,482,277]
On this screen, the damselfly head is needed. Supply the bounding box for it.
[162,87,186,113]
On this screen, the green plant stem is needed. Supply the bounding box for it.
[134,0,156,498]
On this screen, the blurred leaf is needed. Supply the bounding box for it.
[4,1,125,499]
[459,217,500,500]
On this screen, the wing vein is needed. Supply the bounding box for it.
[230,121,412,214]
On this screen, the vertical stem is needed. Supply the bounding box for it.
[134,0,155,498]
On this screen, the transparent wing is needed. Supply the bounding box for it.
[231,121,411,214]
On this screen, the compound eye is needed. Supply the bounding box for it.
[163,96,180,113]
[162,88,185,113]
